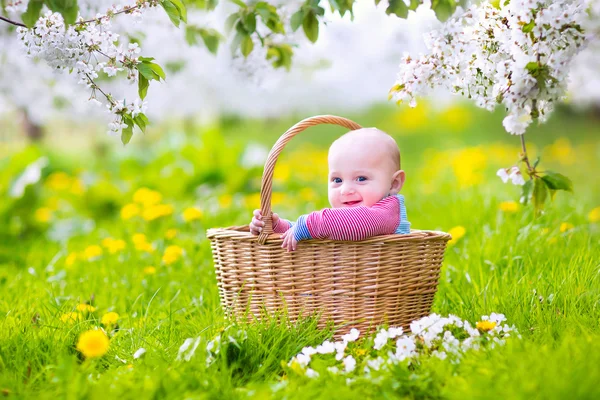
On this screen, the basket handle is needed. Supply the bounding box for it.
[257,115,363,244]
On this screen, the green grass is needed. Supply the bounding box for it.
[0,103,599,399]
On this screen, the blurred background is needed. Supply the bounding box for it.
[1,0,599,264]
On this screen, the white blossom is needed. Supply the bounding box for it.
[341,328,360,343]
[133,348,146,359]
[343,355,356,373]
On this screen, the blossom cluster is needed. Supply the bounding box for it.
[496,166,526,186]
[15,2,156,136]
[288,313,518,381]
[390,0,590,135]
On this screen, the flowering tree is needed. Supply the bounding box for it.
[389,0,599,213]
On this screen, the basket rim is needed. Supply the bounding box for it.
[207,226,451,243]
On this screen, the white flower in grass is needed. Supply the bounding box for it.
[489,313,507,324]
[343,355,356,373]
[327,366,340,375]
[305,368,319,378]
[432,350,447,360]
[334,341,347,361]
[293,353,311,367]
[388,327,403,338]
[133,348,146,359]
[316,340,335,354]
[395,337,417,361]
[373,329,389,350]
[176,337,201,361]
[366,356,385,371]
[301,346,317,357]
[341,328,360,343]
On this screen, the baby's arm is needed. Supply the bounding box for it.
[293,196,400,241]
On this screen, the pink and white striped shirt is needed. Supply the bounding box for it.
[272,194,410,241]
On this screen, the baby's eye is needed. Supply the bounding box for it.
[357,176,368,182]
[331,177,342,184]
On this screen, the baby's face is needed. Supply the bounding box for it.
[327,135,402,208]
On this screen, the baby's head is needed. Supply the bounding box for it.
[327,128,405,208]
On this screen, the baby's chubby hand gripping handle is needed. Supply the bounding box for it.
[257,115,362,245]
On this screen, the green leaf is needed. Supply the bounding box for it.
[290,9,304,32]
[526,61,539,72]
[522,20,535,33]
[266,44,293,70]
[533,156,541,169]
[22,0,44,28]
[386,0,409,18]
[230,0,245,7]
[242,11,256,33]
[541,171,573,192]
[240,34,254,57]
[45,0,79,25]
[138,72,149,100]
[409,0,421,10]
[169,0,187,23]
[431,0,455,22]
[138,56,155,62]
[199,29,222,54]
[134,113,148,133]
[532,178,548,214]
[137,62,159,81]
[255,2,284,33]
[121,118,134,145]
[161,0,182,27]
[149,63,166,80]
[302,11,319,43]
[225,13,240,33]
[520,179,533,205]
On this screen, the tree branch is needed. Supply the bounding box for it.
[0,15,26,28]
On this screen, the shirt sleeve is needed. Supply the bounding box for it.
[293,196,400,241]
[272,218,293,233]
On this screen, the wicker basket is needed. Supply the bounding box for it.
[207,115,451,335]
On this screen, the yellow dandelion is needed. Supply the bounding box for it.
[76,303,97,313]
[34,207,52,223]
[133,188,162,207]
[76,329,110,359]
[271,192,286,206]
[448,226,466,245]
[299,188,318,202]
[142,204,174,221]
[45,172,71,191]
[560,222,574,233]
[101,238,126,254]
[83,245,102,261]
[101,312,119,326]
[162,245,183,265]
[143,266,157,275]
[243,193,261,209]
[132,233,154,253]
[540,228,550,235]
[70,179,85,196]
[588,207,600,223]
[65,252,78,267]
[60,312,82,324]
[182,207,203,222]
[476,320,497,332]
[165,229,178,240]
[218,194,233,208]
[120,203,140,220]
[499,201,519,213]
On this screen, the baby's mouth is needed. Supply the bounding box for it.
[343,200,362,206]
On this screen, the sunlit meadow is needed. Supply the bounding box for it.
[1,103,599,399]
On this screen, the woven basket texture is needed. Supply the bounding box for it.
[207,115,451,335]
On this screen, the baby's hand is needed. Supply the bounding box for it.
[249,209,280,235]
[281,228,298,252]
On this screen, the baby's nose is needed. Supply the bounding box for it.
[340,185,355,195]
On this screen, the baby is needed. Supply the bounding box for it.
[249,127,410,251]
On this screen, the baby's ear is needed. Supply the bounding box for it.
[390,170,406,194]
